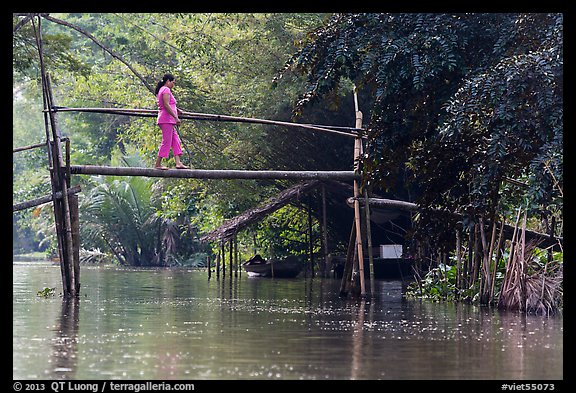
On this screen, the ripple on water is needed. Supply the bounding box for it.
[13,267,563,380]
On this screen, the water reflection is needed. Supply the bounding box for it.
[351,300,365,379]
[50,299,79,379]
[13,263,562,380]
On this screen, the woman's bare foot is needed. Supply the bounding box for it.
[175,164,189,169]
[155,165,169,170]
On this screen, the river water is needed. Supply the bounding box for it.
[13,261,563,380]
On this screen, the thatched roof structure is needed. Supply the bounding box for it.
[200,180,322,243]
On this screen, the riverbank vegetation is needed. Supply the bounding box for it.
[13,13,562,312]
[13,13,336,265]
[277,13,563,312]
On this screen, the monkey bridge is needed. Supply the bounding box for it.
[13,15,561,300]
[13,15,380,299]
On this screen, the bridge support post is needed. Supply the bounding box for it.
[34,15,79,297]
[339,89,371,298]
[352,91,366,298]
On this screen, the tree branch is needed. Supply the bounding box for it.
[40,13,155,95]
[13,13,34,33]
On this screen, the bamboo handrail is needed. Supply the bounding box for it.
[50,106,367,139]
[13,141,47,153]
[347,196,418,211]
[70,165,359,181]
[13,185,82,212]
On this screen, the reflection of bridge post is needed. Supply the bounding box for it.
[50,298,80,379]
[351,300,365,379]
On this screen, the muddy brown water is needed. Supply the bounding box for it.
[13,261,563,380]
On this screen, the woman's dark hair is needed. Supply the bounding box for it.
[155,73,175,95]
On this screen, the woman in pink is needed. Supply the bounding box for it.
[154,73,188,169]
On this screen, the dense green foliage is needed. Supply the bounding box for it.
[13,13,348,264]
[278,13,563,308]
[281,13,562,251]
[13,12,562,291]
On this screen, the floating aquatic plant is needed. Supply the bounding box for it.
[36,287,56,298]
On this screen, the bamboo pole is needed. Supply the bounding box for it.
[358,120,375,295]
[321,184,328,278]
[13,185,82,212]
[500,209,522,309]
[229,238,233,283]
[34,17,77,297]
[350,239,361,297]
[479,218,488,303]
[490,220,505,303]
[339,222,356,297]
[207,255,211,280]
[46,73,77,297]
[348,197,418,211]
[69,194,81,295]
[471,224,481,293]
[455,229,462,292]
[69,165,358,181]
[33,16,68,296]
[485,219,498,303]
[479,217,495,305]
[307,194,314,278]
[364,188,375,297]
[465,228,473,289]
[64,137,71,185]
[234,235,238,277]
[519,210,528,310]
[352,91,366,297]
[216,248,221,278]
[13,141,47,153]
[221,241,226,278]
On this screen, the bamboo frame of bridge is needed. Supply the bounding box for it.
[14,15,375,298]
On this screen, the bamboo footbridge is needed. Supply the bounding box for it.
[13,16,377,298]
[15,96,371,298]
[14,15,562,300]
[58,106,362,181]
[17,91,560,299]
[14,92,371,298]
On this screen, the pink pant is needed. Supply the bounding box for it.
[157,123,183,158]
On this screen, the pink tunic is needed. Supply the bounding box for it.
[156,86,177,124]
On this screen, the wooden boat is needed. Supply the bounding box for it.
[242,255,304,278]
